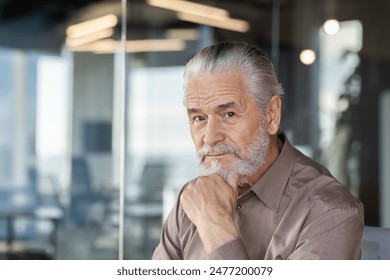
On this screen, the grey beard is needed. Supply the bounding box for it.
[198,126,270,182]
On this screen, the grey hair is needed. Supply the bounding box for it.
[183,42,283,110]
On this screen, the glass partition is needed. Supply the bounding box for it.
[0,1,124,260]
[1,0,390,260]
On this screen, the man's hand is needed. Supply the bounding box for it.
[180,173,240,253]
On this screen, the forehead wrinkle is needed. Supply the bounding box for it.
[185,72,248,108]
[186,86,243,105]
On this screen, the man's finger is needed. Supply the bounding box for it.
[228,173,240,195]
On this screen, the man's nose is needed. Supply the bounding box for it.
[203,118,225,146]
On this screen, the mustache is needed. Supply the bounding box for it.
[197,143,242,161]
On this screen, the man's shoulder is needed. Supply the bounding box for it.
[289,147,362,212]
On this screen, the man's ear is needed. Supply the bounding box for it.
[266,95,281,135]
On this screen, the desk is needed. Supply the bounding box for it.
[0,189,63,259]
[125,202,162,259]
[0,209,35,259]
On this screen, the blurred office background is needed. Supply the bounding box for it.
[0,0,389,260]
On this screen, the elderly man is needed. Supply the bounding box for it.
[152,42,364,260]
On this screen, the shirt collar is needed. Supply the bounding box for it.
[251,132,297,212]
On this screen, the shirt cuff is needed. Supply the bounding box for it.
[207,238,249,260]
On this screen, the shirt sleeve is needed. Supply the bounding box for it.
[207,238,250,260]
[288,201,364,260]
[152,198,251,260]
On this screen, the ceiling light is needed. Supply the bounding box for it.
[67,14,118,38]
[300,49,316,65]
[148,0,249,33]
[69,39,186,54]
[177,12,250,33]
[165,28,199,40]
[147,0,228,19]
[323,19,340,35]
[66,28,114,47]
[125,39,185,53]
[68,39,117,52]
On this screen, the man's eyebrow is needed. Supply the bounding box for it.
[216,101,236,111]
[187,102,237,114]
[187,108,201,114]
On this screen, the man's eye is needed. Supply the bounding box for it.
[225,112,236,118]
[193,116,205,122]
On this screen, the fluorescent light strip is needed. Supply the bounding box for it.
[66,28,114,47]
[69,39,117,52]
[67,14,118,38]
[70,39,185,54]
[126,39,185,53]
[177,12,250,33]
[147,0,228,19]
[165,28,199,40]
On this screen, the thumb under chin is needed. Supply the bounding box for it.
[227,173,240,188]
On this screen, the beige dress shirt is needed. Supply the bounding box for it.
[152,133,364,260]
